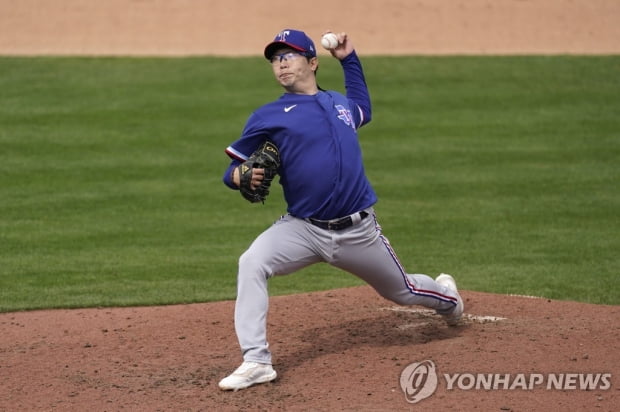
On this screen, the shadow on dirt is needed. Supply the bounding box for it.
[274,309,467,374]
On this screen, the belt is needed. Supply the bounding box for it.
[307,211,369,231]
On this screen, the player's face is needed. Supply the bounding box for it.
[270,48,318,94]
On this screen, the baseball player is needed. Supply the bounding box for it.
[218,29,464,391]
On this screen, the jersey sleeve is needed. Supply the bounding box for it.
[225,112,268,161]
[341,51,372,129]
[222,112,269,189]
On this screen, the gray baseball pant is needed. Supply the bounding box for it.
[233,208,459,364]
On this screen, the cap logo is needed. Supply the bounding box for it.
[276,30,291,42]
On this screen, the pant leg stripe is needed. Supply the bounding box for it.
[378,233,458,305]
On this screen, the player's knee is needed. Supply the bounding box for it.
[239,250,271,278]
[238,250,258,270]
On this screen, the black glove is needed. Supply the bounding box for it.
[237,140,280,203]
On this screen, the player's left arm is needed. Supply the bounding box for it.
[327,32,372,128]
[342,52,372,129]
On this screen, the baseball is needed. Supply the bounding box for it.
[321,33,339,50]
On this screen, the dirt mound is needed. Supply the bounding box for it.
[2,287,618,410]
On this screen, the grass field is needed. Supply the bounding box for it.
[0,56,618,312]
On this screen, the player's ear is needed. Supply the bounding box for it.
[310,57,319,74]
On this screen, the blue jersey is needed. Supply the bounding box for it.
[223,51,377,220]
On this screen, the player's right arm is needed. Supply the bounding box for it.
[223,162,241,188]
[223,162,265,190]
[222,112,269,190]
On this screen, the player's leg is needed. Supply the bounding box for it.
[330,210,463,319]
[233,214,323,364]
[220,215,325,390]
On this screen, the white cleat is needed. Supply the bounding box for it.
[436,273,464,326]
[218,361,277,391]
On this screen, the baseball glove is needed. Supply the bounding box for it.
[237,140,281,203]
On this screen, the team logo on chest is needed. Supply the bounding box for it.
[335,105,355,129]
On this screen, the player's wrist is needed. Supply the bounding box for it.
[231,167,240,187]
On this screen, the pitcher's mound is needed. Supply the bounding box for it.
[2,286,618,410]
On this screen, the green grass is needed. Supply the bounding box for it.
[0,56,618,311]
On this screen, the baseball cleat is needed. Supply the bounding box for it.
[218,361,277,391]
[435,273,464,326]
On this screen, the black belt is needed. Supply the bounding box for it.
[307,211,369,231]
